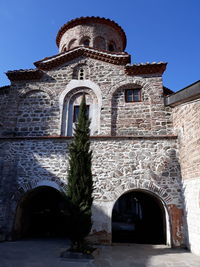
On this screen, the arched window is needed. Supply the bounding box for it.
[108,41,116,52]
[62,45,67,52]
[68,39,77,50]
[83,39,90,46]
[63,91,93,136]
[60,81,102,137]
[94,36,106,50]
[80,36,90,47]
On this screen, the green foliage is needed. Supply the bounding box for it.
[67,94,93,250]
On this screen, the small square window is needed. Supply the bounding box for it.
[125,89,141,102]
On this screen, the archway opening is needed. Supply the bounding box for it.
[13,186,70,239]
[112,190,166,244]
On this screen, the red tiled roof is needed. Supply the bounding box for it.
[34,46,131,70]
[56,16,127,50]
[6,69,43,82]
[125,62,167,75]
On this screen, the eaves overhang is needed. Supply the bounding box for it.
[6,69,43,82]
[34,46,131,70]
[165,80,200,107]
[125,62,167,75]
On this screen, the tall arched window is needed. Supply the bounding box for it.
[62,87,99,136]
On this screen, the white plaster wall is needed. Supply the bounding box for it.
[183,178,200,255]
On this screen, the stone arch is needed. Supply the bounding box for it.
[110,180,173,244]
[111,188,170,244]
[109,77,153,100]
[112,179,172,204]
[12,184,69,239]
[9,180,67,239]
[18,88,54,100]
[11,179,66,207]
[59,80,102,136]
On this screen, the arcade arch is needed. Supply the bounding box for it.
[112,189,170,245]
[12,186,69,239]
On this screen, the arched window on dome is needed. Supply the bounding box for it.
[108,41,116,52]
[61,45,67,52]
[94,36,106,50]
[80,36,90,47]
[68,39,77,50]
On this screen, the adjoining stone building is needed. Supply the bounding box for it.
[0,17,199,255]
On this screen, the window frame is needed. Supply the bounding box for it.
[73,105,90,122]
[125,88,142,103]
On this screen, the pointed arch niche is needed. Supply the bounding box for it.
[60,80,102,136]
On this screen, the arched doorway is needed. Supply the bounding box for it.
[13,186,70,239]
[112,190,166,244]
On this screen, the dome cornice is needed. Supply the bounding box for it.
[56,16,127,50]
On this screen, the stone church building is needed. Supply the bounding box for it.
[0,17,199,255]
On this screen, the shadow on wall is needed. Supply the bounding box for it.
[0,140,70,240]
[181,186,191,252]
[0,139,189,254]
[0,142,111,243]
[111,90,118,136]
[14,79,59,138]
[12,186,71,239]
[163,149,189,249]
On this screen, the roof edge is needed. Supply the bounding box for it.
[165,80,200,107]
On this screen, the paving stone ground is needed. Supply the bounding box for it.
[0,239,199,267]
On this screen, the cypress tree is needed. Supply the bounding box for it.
[67,93,93,251]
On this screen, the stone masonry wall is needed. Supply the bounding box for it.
[0,137,184,246]
[111,79,172,136]
[1,58,173,137]
[0,87,11,136]
[173,99,200,255]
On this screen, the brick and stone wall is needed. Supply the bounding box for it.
[0,58,173,138]
[172,99,200,255]
[0,137,184,246]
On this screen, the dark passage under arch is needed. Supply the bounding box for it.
[112,191,166,244]
[13,186,70,239]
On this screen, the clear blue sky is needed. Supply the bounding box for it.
[0,0,199,91]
